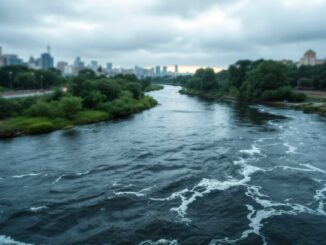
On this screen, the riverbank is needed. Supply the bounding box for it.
[179,88,237,101]
[0,95,158,138]
[180,88,326,116]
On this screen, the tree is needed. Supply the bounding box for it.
[58,97,82,118]
[241,61,289,101]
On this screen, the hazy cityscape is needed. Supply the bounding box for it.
[0,45,182,78]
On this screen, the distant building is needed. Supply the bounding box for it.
[175,64,179,74]
[163,66,168,75]
[300,49,324,66]
[155,66,161,76]
[40,46,54,70]
[90,60,98,72]
[107,62,113,74]
[0,46,5,67]
[3,54,23,66]
[73,57,85,74]
[28,56,39,69]
[57,61,68,75]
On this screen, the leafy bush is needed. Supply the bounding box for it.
[57,96,82,119]
[27,100,52,117]
[82,90,106,108]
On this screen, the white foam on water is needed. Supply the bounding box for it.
[0,235,33,245]
[151,159,263,223]
[283,142,297,154]
[300,164,326,174]
[139,239,178,245]
[30,206,48,212]
[240,145,261,156]
[76,171,90,176]
[12,173,41,178]
[52,175,62,184]
[314,184,326,214]
[211,184,326,245]
[115,187,153,197]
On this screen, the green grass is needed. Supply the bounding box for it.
[74,110,110,124]
[0,97,158,138]
[145,84,164,92]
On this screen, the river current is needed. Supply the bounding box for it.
[1,85,326,245]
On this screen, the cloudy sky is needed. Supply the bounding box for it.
[1,0,326,72]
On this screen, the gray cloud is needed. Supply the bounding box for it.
[0,0,326,69]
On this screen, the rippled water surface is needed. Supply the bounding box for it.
[1,85,326,245]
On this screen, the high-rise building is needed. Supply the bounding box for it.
[40,53,54,69]
[73,57,85,74]
[163,66,168,75]
[90,60,98,71]
[107,63,113,74]
[155,66,161,76]
[0,46,4,67]
[175,64,179,74]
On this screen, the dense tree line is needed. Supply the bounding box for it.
[0,65,64,90]
[0,71,158,137]
[183,60,315,102]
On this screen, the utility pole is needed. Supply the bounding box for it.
[9,71,13,90]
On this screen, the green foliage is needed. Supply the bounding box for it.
[74,110,109,124]
[0,65,63,90]
[240,61,293,101]
[83,90,106,108]
[0,71,158,138]
[186,68,218,92]
[27,100,52,117]
[27,121,56,134]
[57,97,82,119]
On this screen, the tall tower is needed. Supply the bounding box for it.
[47,45,51,54]
[175,64,179,74]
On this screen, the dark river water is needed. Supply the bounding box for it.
[1,85,326,245]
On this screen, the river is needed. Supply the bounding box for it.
[1,85,326,245]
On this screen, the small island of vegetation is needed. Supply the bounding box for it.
[0,68,160,138]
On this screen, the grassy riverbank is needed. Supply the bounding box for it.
[0,72,159,138]
[0,96,157,138]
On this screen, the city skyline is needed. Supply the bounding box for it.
[1,0,326,71]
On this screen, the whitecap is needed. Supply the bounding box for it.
[314,184,326,214]
[76,171,90,176]
[30,206,48,212]
[115,187,153,197]
[283,142,297,154]
[12,173,41,178]
[300,164,326,174]
[239,145,261,156]
[52,175,62,184]
[139,239,178,245]
[151,162,263,223]
[0,235,33,245]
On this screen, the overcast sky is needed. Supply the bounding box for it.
[1,0,326,71]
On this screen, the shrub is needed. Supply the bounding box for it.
[82,90,106,108]
[27,100,51,117]
[57,96,82,119]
